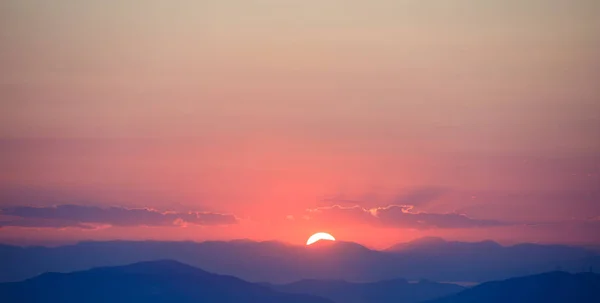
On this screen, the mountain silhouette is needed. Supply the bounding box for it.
[270,278,465,303]
[0,239,596,283]
[0,260,333,303]
[384,237,597,281]
[386,236,450,251]
[426,271,600,303]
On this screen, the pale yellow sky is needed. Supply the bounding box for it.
[2,0,598,144]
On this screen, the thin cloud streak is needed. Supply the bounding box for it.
[306,204,508,229]
[0,205,238,228]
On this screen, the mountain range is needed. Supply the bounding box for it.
[0,260,333,303]
[1,260,599,303]
[270,278,464,303]
[426,271,600,303]
[1,237,597,283]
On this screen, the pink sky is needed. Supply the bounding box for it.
[1,0,599,248]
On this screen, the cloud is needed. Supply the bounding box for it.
[375,205,507,229]
[321,186,447,208]
[392,187,447,207]
[0,205,238,228]
[0,218,97,229]
[455,189,600,222]
[306,204,507,229]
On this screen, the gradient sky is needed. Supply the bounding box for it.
[1,0,599,248]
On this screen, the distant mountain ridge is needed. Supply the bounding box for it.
[386,237,502,252]
[270,277,465,303]
[2,260,599,303]
[0,260,334,303]
[0,238,597,283]
[426,271,600,303]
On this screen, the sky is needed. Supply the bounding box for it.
[1,0,599,248]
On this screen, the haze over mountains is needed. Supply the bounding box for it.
[270,278,465,303]
[426,271,600,303]
[1,237,597,284]
[0,260,333,303]
[1,260,599,303]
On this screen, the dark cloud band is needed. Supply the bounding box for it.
[307,204,507,229]
[0,205,238,228]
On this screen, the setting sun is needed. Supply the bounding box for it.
[306,232,336,245]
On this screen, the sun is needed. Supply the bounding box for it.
[306,232,336,245]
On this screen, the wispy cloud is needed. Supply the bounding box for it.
[321,186,448,208]
[0,205,238,228]
[306,204,507,229]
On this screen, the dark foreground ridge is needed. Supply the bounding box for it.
[426,271,600,303]
[0,260,333,303]
[270,278,465,303]
[1,260,599,303]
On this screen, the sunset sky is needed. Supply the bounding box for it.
[1,0,599,248]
